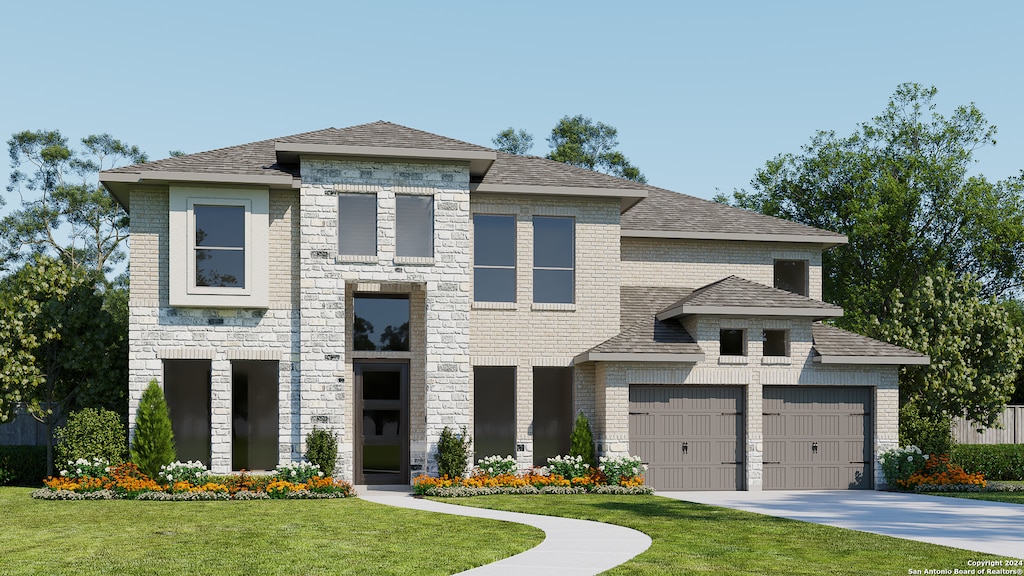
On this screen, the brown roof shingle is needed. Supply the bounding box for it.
[812,323,928,360]
[659,276,843,316]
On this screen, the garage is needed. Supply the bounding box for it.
[762,386,872,490]
[629,385,744,490]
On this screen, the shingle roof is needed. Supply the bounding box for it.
[476,152,650,190]
[812,323,929,361]
[580,287,703,357]
[104,132,298,177]
[658,276,843,318]
[620,187,847,242]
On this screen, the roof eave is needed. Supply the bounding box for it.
[471,183,648,213]
[621,229,848,247]
[99,171,301,212]
[813,354,931,365]
[656,305,844,321]
[572,351,706,364]
[275,142,496,178]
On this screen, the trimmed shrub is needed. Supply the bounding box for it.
[899,401,954,456]
[0,445,47,486]
[435,426,471,478]
[54,408,127,469]
[305,427,338,476]
[952,444,1024,481]
[130,380,176,479]
[569,412,596,468]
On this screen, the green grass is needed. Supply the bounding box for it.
[439,494,1006,575]
[0,487,542,576]
[923,481,1024,504]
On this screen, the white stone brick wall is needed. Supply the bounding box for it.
[621,238,824,299]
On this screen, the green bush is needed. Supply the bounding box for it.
[435,426,471,478]
[305,428,338,476]
[54,408,127,469]
[569,412,596,467]
[0,445,47,486]
[899,401,954,456]
[952,444,1024,480]
[130,380,176,479]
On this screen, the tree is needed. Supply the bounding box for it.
[0,256,119,475]
[547,115,646,182]
[492,128,534,155]
[719,83,1024,333]
[569,412,596,467]
[874,271,1024,430]
[131,380,176,479]
[5,130,147,277]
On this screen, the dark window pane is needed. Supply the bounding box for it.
[363,445,401,474]
[396,195,433,257]
[533,217,573,269]
[720,329,745,356]
[363,410,401,436]
[534,269,574,304]
[354,296,410,351]
[474,215,515,266]
[231,360,279,471]
[338,194,378,256]
[474,367,516,460]
[363,371,401,400]
[774,260,808,296]
[196,249,245,288]
[164,360,211,468]
[474,268,515,302]
[533,367,572,466]
[764,330,788,357]
[195,205,244,248]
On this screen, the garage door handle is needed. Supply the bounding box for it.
[629,412,650,415]
[681,442,688,454]
[721,461,742,465]
[763,461,780,465]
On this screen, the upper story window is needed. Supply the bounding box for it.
[763,330,789,357]
[720,329,746,356]
[195,205,245,288]
[169,186,269,308]
[338,193,378,257]
[473,214,516,302]
[533,216,574,304]
[774,260,808,296]
[396,195,433,258]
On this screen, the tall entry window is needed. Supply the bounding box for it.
[195,205,245,288]
[163,360,212,467]
[533,367,572,465]
[474,367,516,460]
[473,214,516,302]
[353,295,410,351]
[533,217,574,303]
[231,360,279,471]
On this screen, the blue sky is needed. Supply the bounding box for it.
[2,0,1022,202]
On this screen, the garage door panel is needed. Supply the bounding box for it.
[630,385,744,491]
[763,386,872,490]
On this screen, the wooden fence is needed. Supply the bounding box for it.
[953,405,1023,444]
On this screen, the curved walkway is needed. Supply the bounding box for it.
[662,490,1024,559]
[359,486,652,575]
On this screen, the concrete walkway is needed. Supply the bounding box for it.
[358,486,652,575]
[661,490,1024,559]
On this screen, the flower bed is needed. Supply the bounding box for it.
[897,454,986,492]
[31,460,354,500]
[413,454,653,497]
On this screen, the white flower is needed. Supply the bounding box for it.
[166,474,173,480]
[60,470,67,476]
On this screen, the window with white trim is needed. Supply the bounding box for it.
[169,186,269,308]
[533,216,574,304]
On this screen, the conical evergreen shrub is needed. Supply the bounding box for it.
[569,411,596,467]
[130,379,176,479]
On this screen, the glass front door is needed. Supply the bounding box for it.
[355,362,409,484]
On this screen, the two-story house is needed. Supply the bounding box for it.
[99,121,927,491]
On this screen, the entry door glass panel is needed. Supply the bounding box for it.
[163,359,212,467]
[533,367,572,466]
[474,367,516,460]
[231,360,279,471]
[358,363,408,483]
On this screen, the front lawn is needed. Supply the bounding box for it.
[441,494,1005,575]
[0,487,542,575]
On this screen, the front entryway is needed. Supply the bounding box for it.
[629,385,744,490]
[355,362,409,484]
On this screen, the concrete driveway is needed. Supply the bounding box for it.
[661,490,1024,559]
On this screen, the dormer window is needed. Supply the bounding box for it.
[774,260,808,296]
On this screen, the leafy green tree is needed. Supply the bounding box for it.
[569,412,596,467]
[874,271,1024,430]
[5,130,147,277]
[719,83,1024,333]
[0,256,118,475]
[492,128,534,155]
[131,380,176,479]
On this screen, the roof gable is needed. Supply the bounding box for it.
[656,276,843,320]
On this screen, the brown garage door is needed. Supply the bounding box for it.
[763,386,872,490]
[629,385,744,490]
